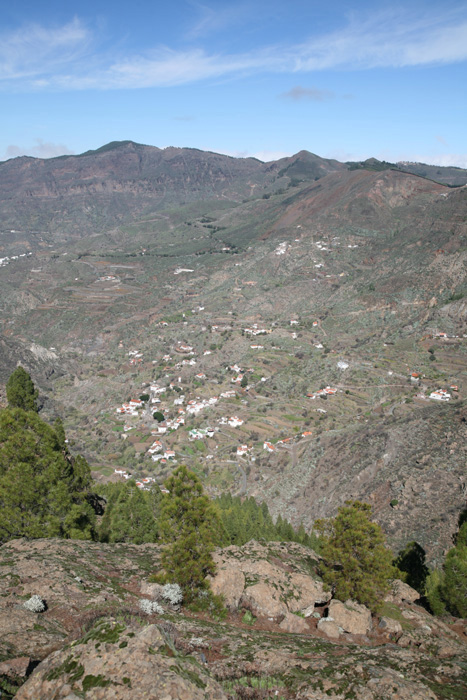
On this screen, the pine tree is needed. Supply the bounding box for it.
[315,500,396,612]
[441,521,467,617]
[395,541,429,593]
[6,366,39,412]
[425,517,467,618]
[99,481,160,544]
[158,466,225,601]
[0,407,96,542]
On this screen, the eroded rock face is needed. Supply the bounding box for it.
[327,599,372,636]
[240,582,287,620]
[212,541,327,616]
[379,616,403,636]
[15,620,228,700]
[279,612,309,634]
[317,618,340,639]
[208,565,245,610]
[385,579,421,604]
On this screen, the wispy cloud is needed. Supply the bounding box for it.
[0,18,92,83]
[1,139,74,161]
[1,8,467,91]
[280,86,334,101]
[185,1,252,39]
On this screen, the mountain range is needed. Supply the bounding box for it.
[0,141,465,566]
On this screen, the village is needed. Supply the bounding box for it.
[107,307,461,492]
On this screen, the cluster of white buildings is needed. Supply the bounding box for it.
[430,389,451,402]
[307,386,338,399]
[116,398,144,415]
[218,416,244,427]
[243,324,271,336]
[275,242,288,255]
[0,252,32,268]
[189,427,216,440]
[186,396,218,415]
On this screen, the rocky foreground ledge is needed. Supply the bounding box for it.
[0,538,466,699]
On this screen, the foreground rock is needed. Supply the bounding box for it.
[327,599,372,636]
[1,538,466,700]
[15,619,227,700]
[210,540,331,619]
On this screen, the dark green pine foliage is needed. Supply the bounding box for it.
[426,514,467,618]
[6,366,39,412]
[442,521,467,617]
[395,541,429,593]
[158,465,226,601]
[0,407,96,542]
[99,481,160,544]
[315,500,396,612]
[215,493,319,549]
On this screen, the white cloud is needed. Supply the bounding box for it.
[214,148,292,162]
[400,154,467,168]
[1,139,74,161]
[0,8,466,90]
[0,18,92,82]
[325,147,467,169]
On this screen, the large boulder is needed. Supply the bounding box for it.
[327,599,372,636]
[378,616,403,636]
[208,565,245,611]
[285,573,332,612]
[240,582,288,620]
[279,612,309,634]
[384,579,420,605]
[15,619,228,700]
[317,618,341,639]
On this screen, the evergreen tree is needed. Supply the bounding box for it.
[441,521,467,617]
[315,500,396,612]
[425,517,467,618]
[0,407,96,542]
[395,541,429,593]
[215,493,320,550]
[6,366,38,412]
[158,466,225,601]
[99,481,160,544]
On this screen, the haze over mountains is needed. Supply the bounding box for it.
[0,141,465,565]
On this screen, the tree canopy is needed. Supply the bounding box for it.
[0,406,96,542]
[315,500,396,612]
[99,480,161,544]
[426,517,467,618]
[6,366,38,412]
[215,493,320,550]
[158,465,225,601]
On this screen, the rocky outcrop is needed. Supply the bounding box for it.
[327,599,372,636]
[1,538,466,700]
[379,616,403,636]
[208,565,245,610]
[385,579,421,604]
[212,541,330,617]
[240,582,287,620]
[279,612,309,634]
[317,618,341,639]
[15,619,228,700]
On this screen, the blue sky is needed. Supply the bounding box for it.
[1,1,466,165]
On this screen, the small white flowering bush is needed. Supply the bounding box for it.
[139,599,164,615]
[23,595,46,613]
[162,583,183,606]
